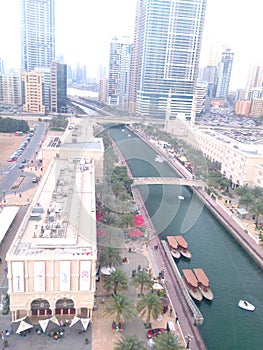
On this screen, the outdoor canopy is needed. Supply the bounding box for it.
[134,214,145,227]
[38,315,60,332]
[128,227,144,238]
[15,320,33,334]
[69,316,90,331]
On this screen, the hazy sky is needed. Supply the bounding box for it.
[0,0,262,90]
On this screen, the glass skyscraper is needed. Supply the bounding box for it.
[20,0,55,72]
[215,48,234,99]
[130,0,207,121]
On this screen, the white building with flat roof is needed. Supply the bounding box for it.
[186,127,263,187]
[6,156,97,321]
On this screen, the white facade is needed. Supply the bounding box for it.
[21,0,55,72]
[0,73,22,106]
[186,127,263,187]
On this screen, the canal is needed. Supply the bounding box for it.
[107,125,263,350]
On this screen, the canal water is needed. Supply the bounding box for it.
[107,125,263,350]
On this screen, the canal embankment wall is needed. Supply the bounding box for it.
[110,140,207,350]
[127,126,263,270]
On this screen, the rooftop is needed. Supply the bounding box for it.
[7,156,97,260]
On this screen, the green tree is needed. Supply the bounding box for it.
[131,270,153,296]
[153,332,184,350]
[235,185,250,197]
[112,181,124,199]
[103,293,135,324]
[120,212,135,228]
[114,334,147,350]
[136,292,163,327]
[239,192,254,210]
[99,246,122,268]
[104,269,128,295]
[250,198,263,223]
[251,186,263,199]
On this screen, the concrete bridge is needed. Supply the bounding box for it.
[132,177,205,187]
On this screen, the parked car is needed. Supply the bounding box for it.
[19,164,25,169]
[147,328,166,339]
[32,177,38,183]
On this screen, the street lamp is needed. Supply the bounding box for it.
[2,190,6,203]
[185,334,193,349]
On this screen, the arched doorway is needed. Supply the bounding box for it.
[31,299,51,316]
[55,298,75,315]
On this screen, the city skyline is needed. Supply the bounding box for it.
[0,0,262,90]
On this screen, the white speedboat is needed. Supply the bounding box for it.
[238,300,255,312]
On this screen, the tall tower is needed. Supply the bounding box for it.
[108,36,132,109]
[20,0,55,72]
[215,48,234,99]
[245,65,263,99]
[129,0,207,122]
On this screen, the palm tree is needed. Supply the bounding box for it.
[251,186,263,199]
[136,292,163,327]
[239,192,254,210]
[114,334,147,350]
[131,270,153,296]
[250,198,263,224]
[103,293,136,325]
[104,269,128,295]
[99,246,122,268]
[235,185,250,197]
[153,332,184,350]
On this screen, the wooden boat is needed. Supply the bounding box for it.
[182,269,203,301]
[175,236,192,259]
[193,268,214,301]
[166,236,181,259]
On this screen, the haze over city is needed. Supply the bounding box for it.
[0,0,262,90]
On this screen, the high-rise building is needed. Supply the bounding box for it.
[199,65,218,97]
[108,36,132,108]
[130,0,207,121]
[0,73,22,106]
[215,48,234,99]
[245,64,263,99]
[20,0,55,72]
[0,58,4,74]
[22,71,45,113]
[50,61,67,113]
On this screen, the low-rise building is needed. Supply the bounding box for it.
[6,121,103,321]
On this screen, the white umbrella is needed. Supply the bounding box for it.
[69,315,81,328]
[100,266,115,275]
[69,316,90,331]
[152,282,164,290]
[38,319,50,332]
[39,316,60,332]
[80,318,90,331]
[16,321,33,334]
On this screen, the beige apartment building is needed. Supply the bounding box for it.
[186,127,263,187]
[22,71,45,113]
[6,122,104,321]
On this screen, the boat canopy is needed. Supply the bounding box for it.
[175,235,188,249]
[194,268,210,287]
[182,269,198,288]
[167,236,178,249]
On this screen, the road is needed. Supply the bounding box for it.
[0,122,47,198]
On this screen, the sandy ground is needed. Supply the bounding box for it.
[0,133,26,170]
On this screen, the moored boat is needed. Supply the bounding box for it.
[167,236,181,259]
[194,268,214,301]
[175,235,192,259]
[182,269,203,301]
